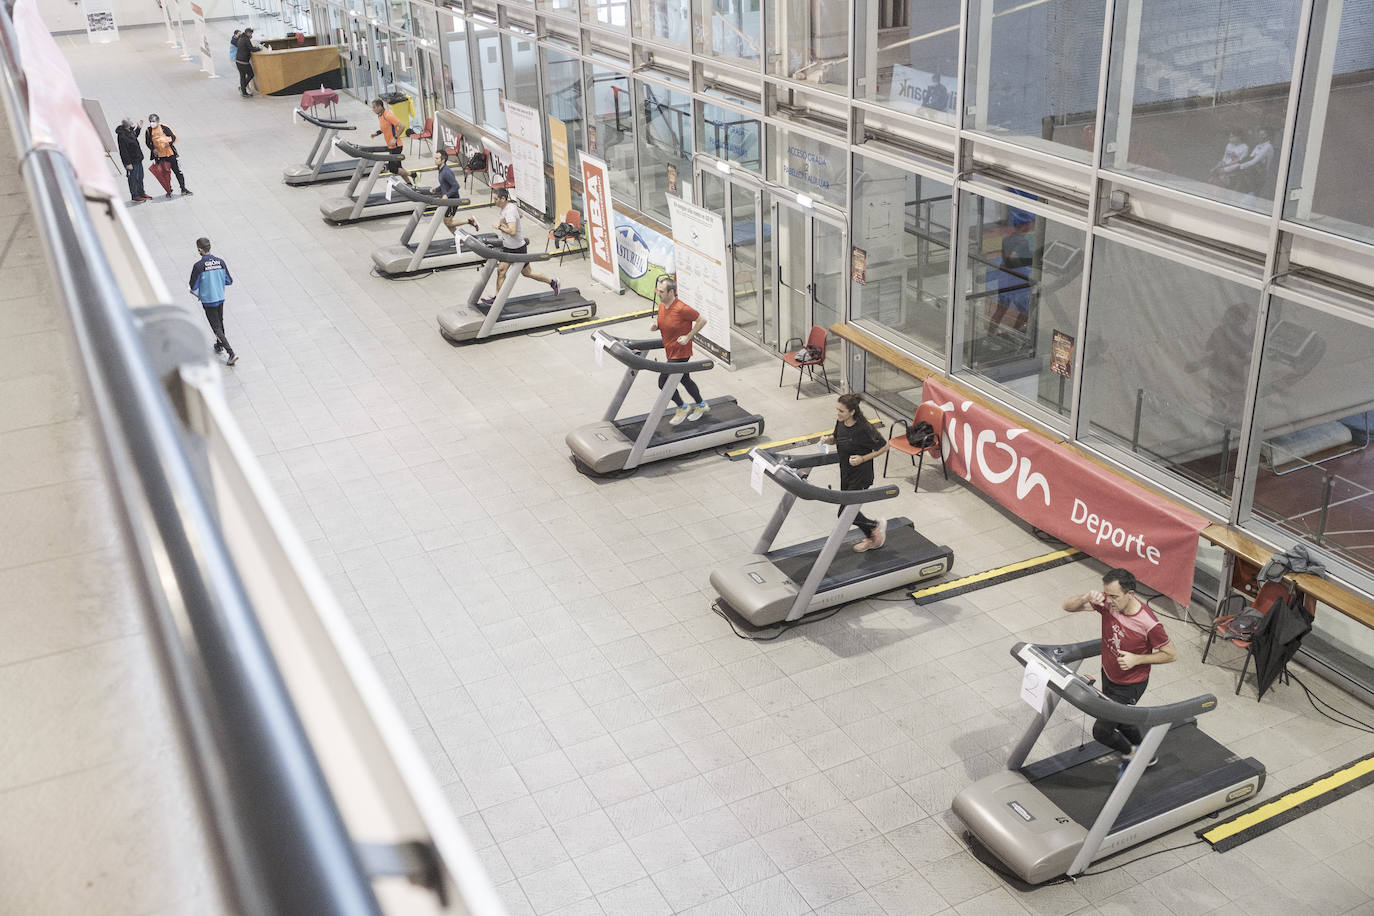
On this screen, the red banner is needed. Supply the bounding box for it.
[580,153,619,292]
[923,379,1206,603]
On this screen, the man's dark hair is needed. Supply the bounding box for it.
[494,187,509,200]
[371,97,384,108]
[196,237,212,253]
[1102,568,1137,593]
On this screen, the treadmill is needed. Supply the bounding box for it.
[283,110,364,187]
[372,182,497,277]
[566,329,765,475]
[710,448,952,627]
[953,639,1265,884]
[319,141,420,224]
[436,235,595,342]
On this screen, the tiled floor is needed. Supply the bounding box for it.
[38,23,1374,915]
[0,101,215,911]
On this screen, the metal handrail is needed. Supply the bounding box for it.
[0,4,381,914]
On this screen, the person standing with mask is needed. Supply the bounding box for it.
[144,114,191,197]
[115,118,150,202]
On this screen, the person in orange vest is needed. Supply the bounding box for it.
[370,98,413,185]
[143,113,190,196]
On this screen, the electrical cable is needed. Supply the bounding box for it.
[1288,672,1374,734]
[712,600,845,641]
[1079,839,1207,876]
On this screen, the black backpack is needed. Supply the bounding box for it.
[906,420,936,449]
[465,151,488,172]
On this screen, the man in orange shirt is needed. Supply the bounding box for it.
[648,276,709,426]
[370,98,413,185]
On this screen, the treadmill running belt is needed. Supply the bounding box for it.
[405,237,458,254]
[1030,723,1264,832]
[474,290,594,320]
[316,160,356,173]
[767,521,948,592]
[614,401,761,447]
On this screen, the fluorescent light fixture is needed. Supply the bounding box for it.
[795,193,814,208]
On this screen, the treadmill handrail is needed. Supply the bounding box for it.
[1012,641,1218,726]
[296,109,355,130]
[389,181,469,207]
[335,140,402,163]
[460,233,556,265]
[752,449,899,506]
[591,330,714,374]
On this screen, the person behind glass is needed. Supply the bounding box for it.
[1062,568,1176,774]
[115,117,150,202]
[144,114,191,196]
[188,237,238,366]
[820,393,888,552]
[1208,128,1248,189]
[234,27,262,98]
[433,150,472,235]
[649,275,708,426]
[1224,126,1276,198]
[370,98,413,185]
[484,186,559,303]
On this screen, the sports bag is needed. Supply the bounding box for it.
[905,420,936,449]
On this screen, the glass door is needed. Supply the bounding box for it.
[769,195,846,376]
[731,182,765,342]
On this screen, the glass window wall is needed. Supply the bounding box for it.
[963,0,1103,162]
[585,65,638,206]
[1103,0,1302,212]
[636,82,692,222]
[1080,238,1259,499]
[635,0,689,44]
[441,13,473,119]
[956,191,1085,419]
[537,0,579,17]
[1285,0,1374,245]
[767,126,846,208]
[543,49,585,169]
[700,102,760,171]
[852,0,959,125]
[1245,295,1374,575]
[502,32,540,110]
[472,21,507,136]
[584,0,629,28]
[850,153,953,357]
[694,0,762,65]
[767,0,848,93]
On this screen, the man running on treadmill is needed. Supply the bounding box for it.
[483,186,558,304]
[370,98,413,186]
[433,150,471,235]
[1063,568,1175,775]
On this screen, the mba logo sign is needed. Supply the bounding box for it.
[922,378,1206,602]
[580,153,619,291]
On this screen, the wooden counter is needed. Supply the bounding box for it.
[251,45,342,97]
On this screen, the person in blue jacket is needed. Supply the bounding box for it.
[229,29,240,66]
[188,237,238,365]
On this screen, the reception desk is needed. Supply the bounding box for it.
[253,45,342,97]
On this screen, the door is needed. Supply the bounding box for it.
[770,196,846,375]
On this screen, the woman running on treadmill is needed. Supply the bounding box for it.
[649,275,708,426]
[821,393,889,552]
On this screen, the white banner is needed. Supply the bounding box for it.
[159,0,175,44]
[666,195,731,366]
[167,0,189,57]
[580,153,620,293]
[504,100,545,217]
[82,0,118,43]
[192,3,216,77]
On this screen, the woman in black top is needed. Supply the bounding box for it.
[820,393,890,552]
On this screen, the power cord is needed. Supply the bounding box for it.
[712,600,845,641]
[1288,672,1374,734]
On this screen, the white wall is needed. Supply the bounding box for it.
[37,0,232,34]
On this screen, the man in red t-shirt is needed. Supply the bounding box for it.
[649,276,709,426]
[1063,568,1176,769]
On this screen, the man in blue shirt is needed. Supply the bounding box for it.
[188,237,238,365]
[433,150,472,235]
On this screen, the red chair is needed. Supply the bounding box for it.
[490,163,513,203]
[546,209,587,259]
[884,402,948,492]
[778,326,830,399]
[409,116,433,157]
[1203,580,1293,697]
